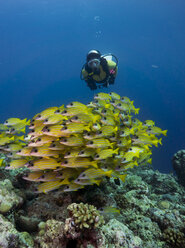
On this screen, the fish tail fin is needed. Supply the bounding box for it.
[162,130,167,136]
[119,174,127,182]
[158,138,162,145]
[26,120,31,125]
[105,170,112,178]
[135,108,140,115]
[147,158,152,164]
[92,161,98,168]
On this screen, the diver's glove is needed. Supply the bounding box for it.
[87,81,97,90]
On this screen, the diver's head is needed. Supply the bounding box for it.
[87,50,101,70]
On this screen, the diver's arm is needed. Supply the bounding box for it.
[82,67,97,90]
[86,78,97,90]
[106,60,117,85]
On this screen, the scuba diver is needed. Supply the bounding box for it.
[80,50,118,90]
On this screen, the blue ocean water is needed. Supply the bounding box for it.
[0,0,184,173]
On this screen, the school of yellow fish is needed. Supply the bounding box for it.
[0,92,167,193]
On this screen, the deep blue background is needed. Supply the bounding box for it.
[0,0,185,173]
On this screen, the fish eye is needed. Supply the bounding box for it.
[31,129,34,133]
[69,103,73,106]
[103,117,106,120]
[18,149,21,152]
[102,109,106,113]
[64,126,67,130]
[109,92,112,95]
[66,186,69,189]
[10,152,13,155]
[86,132,90,136]
[33,148,38,153]
[40,175,45,179]
[118,141,122,144]
[80,151,84,154]
[37,138,41,141]
[37,114,41,118]
[5,120,8,123]
[129,148,132,151]
[125,118,128,121]
[64,160,68,164]
[148,128,151,131]
[55,109,60,113]
[104,166,108,169]
[30,123,34,127]
[47,128,50,132]
[77,179,80,182]
[123,158,126,161]
[90,141,93,144]
[117,165,121,169]
[74,116,78,120]
[63,110,67,114]
[94,100,98,103]
[82,173,85,177]
[94,123,97,126]
[45,119,48,122]
[118,103,121,107]
[52,144,56,147]
[66,151,70,155]
[95,154,99,158]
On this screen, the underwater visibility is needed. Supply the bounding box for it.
[0,0,185,247]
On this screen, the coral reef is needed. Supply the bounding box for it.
[0,156,185,247]
[172,149,185,187]
[0,179,24,214]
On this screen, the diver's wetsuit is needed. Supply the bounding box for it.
[82,57,117,90]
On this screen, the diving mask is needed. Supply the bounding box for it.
[87,58,100,70]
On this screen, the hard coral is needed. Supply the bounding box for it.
[66,202,105,230]
[163,228,185,248]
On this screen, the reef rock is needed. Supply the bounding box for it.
[172,149,185,187]
[0,179,24,214]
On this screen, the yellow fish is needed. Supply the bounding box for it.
[16,146,32,156]
[0,136,14,145]
[70,113,100,124]
[109,92,121,100]
[28,135,57,147]
[34,107,59,120]
[5,159,28,170]
[63,183,84,192]
[60,135,84,146]
[36,179,69,193]
[77,168,112,180]
[94,92,112,100]
[66,101,89,110]
[64,148,81,158]
[61,157,98,168]
[147,126,167,136]
[23,171,44,181]
[86,138,113,149]
[94,148,119,160]
[49,141,66,150]
[30,146,61,157]
[43,114,67,125]
[100,116,116,126]
[42,125,65,137]
[25,158,62,170]
[61,123,90,134]
[4,118,29,126]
